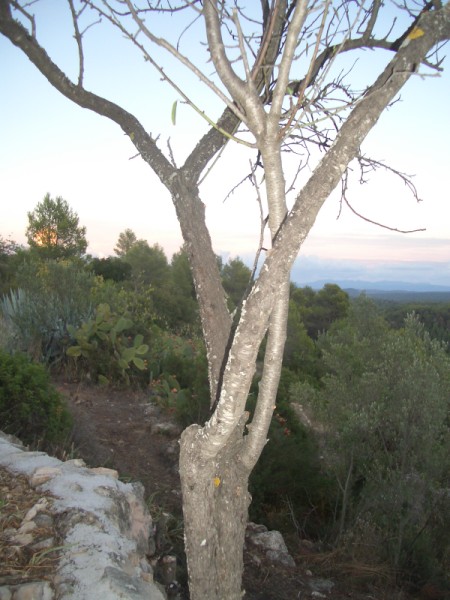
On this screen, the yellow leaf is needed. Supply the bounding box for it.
[213,477,221,488]
[407,27,425,41]
[129,132,135,141]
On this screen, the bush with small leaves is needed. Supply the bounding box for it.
[293,299,450,585]
[147,334,210,427]
[248,368,335,538]
[0,349,72,445]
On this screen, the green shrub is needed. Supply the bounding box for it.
[295,302,450,583]
[66,303,149,386]
[114,286,157,333]
[1,259,94,363]
[248,368,335,538]
[0,349,72,445]
[147,334,210,426]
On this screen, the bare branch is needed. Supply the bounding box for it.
[356,155,422,201]
[360,0,382,42]
[121,0,249,122]
[231,8,252,83]
[68,0,84,86]
[251,0,284,93]
[9,0,36,36]
[342,196,426,234]
[279,0,331,137]
[203,0,266,136]
[339,165,426,234]
[247,160,268,288]
[283,0,445,106]
[184,2,288,180]
[270,0,309,118]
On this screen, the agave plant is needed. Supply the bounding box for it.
[0,288,29,353]
[1,261,95,363]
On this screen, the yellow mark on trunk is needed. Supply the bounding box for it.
[407,26,425,40]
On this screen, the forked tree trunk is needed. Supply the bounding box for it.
[1,4,449,600]
[179,419,252,600]
[178,267,290,599]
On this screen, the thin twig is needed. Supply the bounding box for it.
[68,0,84,86]
[248,159,268,288]
[123,0,249,122]
[280,0,331,137]
[340,167,426,234]
[10,0,36,37]
[82,0,251,139]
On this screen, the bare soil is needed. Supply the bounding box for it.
[1,379,429,599]
[57,381,427,600]
[57,380,183,516]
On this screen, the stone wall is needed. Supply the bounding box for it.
[0,431,166,600]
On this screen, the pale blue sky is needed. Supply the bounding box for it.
[0,2,449,287]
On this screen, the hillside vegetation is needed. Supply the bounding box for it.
[1,228,449,596]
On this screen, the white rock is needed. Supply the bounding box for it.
[31,467,62,487]
[0,586,13,599]
[90,467,119,478]
[64,459,86,468]
[24,497,50,521]
[0,431,163,600]
[12,582,54,600]
[18,521,36,534]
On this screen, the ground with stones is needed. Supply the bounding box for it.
[1,380,427,600]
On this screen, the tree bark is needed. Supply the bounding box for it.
[168,174,232,403]
[178,7,450,596]
[1,3,450,600]
[179,416,252,600]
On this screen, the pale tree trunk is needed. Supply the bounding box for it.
[1,3,449,600]
[179,289,290,599]
[179,4,450,594]
[179,418,252,599]
[179,279,290,600]
[176,5,306,596]
[168,174,233,400]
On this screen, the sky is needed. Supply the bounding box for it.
[0,2,449,289]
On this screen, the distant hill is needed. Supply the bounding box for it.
[300,280,450,303]
[345,289,450,303]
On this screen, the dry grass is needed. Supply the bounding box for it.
[0,467,61,584]
[307,549,395,579]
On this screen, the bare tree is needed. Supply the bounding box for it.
[1,1,449,598]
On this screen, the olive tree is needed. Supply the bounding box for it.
[1,1,449,597]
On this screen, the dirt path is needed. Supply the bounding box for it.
[56,381,417,600]
[56,381,183,515]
